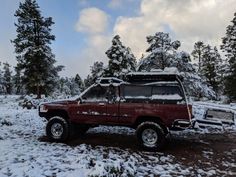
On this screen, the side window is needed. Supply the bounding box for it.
[82,85,107,102]
[106,85,119,103]
[152,86,183,100]
[123,85,151,102]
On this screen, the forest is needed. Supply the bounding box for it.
[1,1,236,176]
[0,0,235,103]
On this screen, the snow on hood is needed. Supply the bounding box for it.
[41,99,77,106]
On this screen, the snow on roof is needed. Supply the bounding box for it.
[128,67,180,76]
[152,94,183,100]
[97,77,124,83]
[164,67,179,74]
[144,81,179,85]
[99,77,123,81]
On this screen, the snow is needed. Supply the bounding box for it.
[164,67,179,74]
[124,94,183,101]
[0,95,236,176]
[152,94,183,100]
[145,81,179,85]
[128,70,180,76]
[125,96,148,99]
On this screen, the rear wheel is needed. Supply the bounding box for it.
[136,122,166,151]
[46,116,70,142]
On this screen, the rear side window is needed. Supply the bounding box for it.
[123,85,151,100]
[152,86,183,100]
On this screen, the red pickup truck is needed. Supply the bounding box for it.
[39,73,192,150]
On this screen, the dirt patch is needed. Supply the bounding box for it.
[165,132,236,176]
[39,130,236,176]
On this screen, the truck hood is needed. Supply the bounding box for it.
[43,99,77,106]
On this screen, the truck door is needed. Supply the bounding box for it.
[106,85,120,124]
[74,85,108,124]
[119,85,151,125]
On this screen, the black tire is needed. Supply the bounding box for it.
[46,116,70,142]
[136,121,166,151]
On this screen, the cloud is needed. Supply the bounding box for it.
[108,0,135,9]
[114,0,236,57]
[77,34,111,77]
[75,7,109,34]
[60,34,111,79]
[74,0,235,78]
[72,7,112,78]
[108,0,123,9]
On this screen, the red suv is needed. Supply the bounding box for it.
[39,72,192,150]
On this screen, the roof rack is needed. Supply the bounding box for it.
[96,77,125,85]
[126,72,183,84]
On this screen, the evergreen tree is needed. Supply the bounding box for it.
[105,35,136,77]
[201,46,222,94]
[84,61,104,88]
[2,62,13,94]
[84,75,93,89]
[53,76,81,98]
[175,51,215,99]
[12,0,63,98]
[70,77,81,96]
[191,41,205,72]
[74,74,85,91]
[58,77,71,96]
[221,12,236,100]
[138,32,180,71]
[138,32,215,99]
[0,62,4,94]
[13,66,24,95]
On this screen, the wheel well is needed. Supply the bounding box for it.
[135,116,169,135]
[47,109,69,120]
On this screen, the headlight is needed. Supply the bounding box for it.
[39,105,48,112]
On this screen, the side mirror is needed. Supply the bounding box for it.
[77,97,82,104]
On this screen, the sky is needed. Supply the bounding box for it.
[0,0,235,79]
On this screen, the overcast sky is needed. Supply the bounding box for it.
[0,0,235,78]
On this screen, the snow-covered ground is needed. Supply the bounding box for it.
[0,96,236,176]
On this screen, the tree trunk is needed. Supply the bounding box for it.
[36,85,41,99]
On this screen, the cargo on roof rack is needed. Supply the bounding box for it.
[126,72,183,84]
[96,77,125,85]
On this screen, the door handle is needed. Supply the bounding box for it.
[98,103,105,106]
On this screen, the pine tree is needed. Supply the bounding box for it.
[201,46,222,94]
[174,51,215,99]
[2,62,13,94]
[13,66,24,95]
[191,41,205,72]
[74,74,85,91]
[12,0,63,98]
[0,62,4,94]
[137,32,215,99]
[138,32,180,71]
[221,12,236,100]
[105,35,136,77]
[58,77,71,96]
[57,76,81,96]
[84,61,104,88]
[70,77,81,96]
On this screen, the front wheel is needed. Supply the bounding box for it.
[136,122,166,151]
[46,116,70,142]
